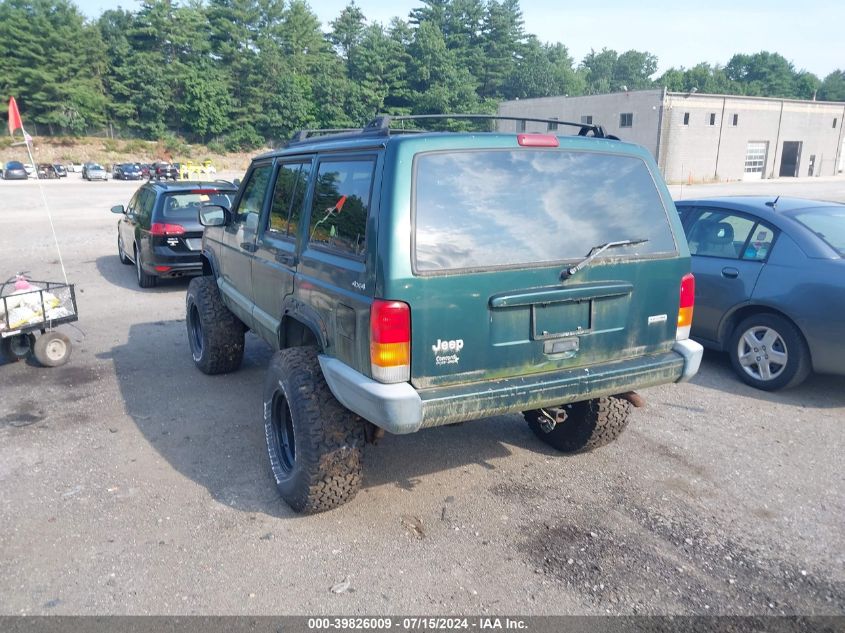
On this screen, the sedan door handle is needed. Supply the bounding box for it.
[721,267,739,279]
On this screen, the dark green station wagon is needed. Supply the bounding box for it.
[186,115,703,513]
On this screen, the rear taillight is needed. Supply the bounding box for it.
[677,273,695,340]
[370,299,410,383]
[150,223,185,236]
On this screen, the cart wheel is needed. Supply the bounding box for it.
[2,333,35,361]
[33,331,72,367]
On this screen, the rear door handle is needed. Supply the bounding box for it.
[241,242,258,253]
[721,267,739,279]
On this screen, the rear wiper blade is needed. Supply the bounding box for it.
[561,239,649,280]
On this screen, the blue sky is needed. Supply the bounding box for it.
[75,0,843,78]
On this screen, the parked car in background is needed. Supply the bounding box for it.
[136,163,151,179]
[53,164,67,178]
[2,161,29,180]
[23,163,35,177]
[82,162,108,181]
[676,196,845,391]
[151,161,179,181]
[37,163,59,179]
[113,163,143,180]
[110,181,238,287]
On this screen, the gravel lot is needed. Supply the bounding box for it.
[0,174,843,616]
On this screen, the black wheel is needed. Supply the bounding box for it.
[33,331,71,367]
[524,396,631,453]
[729,313,811,391]
[263,347,365,513]
[118,235,132,265]
[135,245,157,288]
[185,276,245,374]
[1,333,35,361]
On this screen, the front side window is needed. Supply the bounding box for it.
[414,150,676,272]
[233,163,272,223]
[267,162,311,238]
[307,159,374,258]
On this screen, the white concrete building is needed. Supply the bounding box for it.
[498,89,845,183]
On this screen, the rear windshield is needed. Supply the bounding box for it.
[413,149,676,272]
[159,191,236,221]
[790,207,845,256]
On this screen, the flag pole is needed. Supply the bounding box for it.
[8,98,69,286]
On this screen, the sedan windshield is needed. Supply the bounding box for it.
[790,207,845,256]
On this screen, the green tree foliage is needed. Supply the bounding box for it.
[0,0,837,146]
[0,0,107,134]
[819,70,845,102]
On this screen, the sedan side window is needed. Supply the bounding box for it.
[686,211,755,259]
[741,224,775,261]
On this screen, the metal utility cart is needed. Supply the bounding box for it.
[0,278,78,367]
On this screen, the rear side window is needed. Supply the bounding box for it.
[307,158,374,258]
[268,162,311,239]
[413,150,676,272]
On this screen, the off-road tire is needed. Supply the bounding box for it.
[33,331,71,367]
[118,235,132,265]
[185,275,245,374]
[263,347,365,514]
[524,396,631,453]
[135,246,157,288]
[729,313,811,391]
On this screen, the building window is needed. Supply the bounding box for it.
[517,119,526,132]
[619,113,633,128]
[834,118,838,129]
[732,114,739,126]
[581,115,593,125]
[548,117,558,131]
[709,113,716,126]
[683,112,689,125]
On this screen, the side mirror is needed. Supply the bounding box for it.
[199,204,230,227]
[111,204,125,214]
[233,178,241,187]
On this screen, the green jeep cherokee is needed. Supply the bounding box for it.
[186,115,703,513]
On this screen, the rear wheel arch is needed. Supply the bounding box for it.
[719,304,809,356]
[279,315,322,352]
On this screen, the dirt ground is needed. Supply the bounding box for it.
[0,174,843,617]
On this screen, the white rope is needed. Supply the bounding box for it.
[20,130,69,285]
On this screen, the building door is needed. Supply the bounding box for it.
[743,142,767,181]
[779,141,802,177]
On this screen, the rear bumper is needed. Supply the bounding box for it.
[320,340,703,435]
[145,248,203,277]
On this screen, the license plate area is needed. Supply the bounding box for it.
[531,300,591,340]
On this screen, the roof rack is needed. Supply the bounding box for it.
[287,113,613,146]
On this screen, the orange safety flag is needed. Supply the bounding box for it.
[8,96,23,136]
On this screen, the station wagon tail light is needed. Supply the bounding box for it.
[517,134,559,147]
[677,273,695,340]
[370,299,410,383]
[150,222,185,236]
